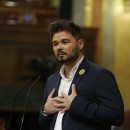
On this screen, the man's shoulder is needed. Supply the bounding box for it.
[86,60,112,74]
[83,60,115,81]
[47,71,60,81]
[87,60,104,70]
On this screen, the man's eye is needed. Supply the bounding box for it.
[63,41,69,44]
[53,43,58,46]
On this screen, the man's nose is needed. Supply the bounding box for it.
[57,43,63,49]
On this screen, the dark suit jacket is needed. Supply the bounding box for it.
[39,58,124,130]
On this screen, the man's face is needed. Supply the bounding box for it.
[52,31,83,64]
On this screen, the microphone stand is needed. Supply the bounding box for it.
[7,79,32,130]
[19,75,40,130]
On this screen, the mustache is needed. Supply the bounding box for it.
[57,51,67,56]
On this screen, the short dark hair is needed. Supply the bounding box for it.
[48,19,83,40]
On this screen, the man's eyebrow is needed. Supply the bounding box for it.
[61,39,70,41]
[52,41,57,44]
[62,38,69,40]
[52,39,69,43]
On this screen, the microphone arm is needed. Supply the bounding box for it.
[19,75,41,130]
[7,79,32,130]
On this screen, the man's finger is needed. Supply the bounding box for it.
[54,102,65,108]
[54,97,64,103]
[61,92,67,97]
[60,108,67,114]
[72,84,77,95]
[48,88,55,98]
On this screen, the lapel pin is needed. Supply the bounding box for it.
[79,69,85,75]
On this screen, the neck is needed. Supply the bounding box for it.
[64,54,83,78]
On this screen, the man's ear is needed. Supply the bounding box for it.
[78,39,84,49]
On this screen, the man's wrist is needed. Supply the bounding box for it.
[41,109,49,116]
[41,105,49,116]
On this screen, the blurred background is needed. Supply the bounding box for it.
[0,0,130,130]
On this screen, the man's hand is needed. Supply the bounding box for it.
[44,88,64,115]
[54,84,77,113]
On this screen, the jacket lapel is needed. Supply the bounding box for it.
[68,57,89,94]
[53,72,61,97]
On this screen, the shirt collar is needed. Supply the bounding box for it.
[60,56,84,79]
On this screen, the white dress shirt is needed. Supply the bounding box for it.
[54,56,84,130]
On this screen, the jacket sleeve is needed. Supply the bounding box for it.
[39,79,53,129]
[69,69,124,126]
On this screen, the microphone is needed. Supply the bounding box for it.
[7,79,32,130]
[19,75,40,130]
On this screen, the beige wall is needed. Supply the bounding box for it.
[113,0,130,109]
[91,0,130,109]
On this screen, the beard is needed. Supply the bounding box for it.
[58,51,79,65]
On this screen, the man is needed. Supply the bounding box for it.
[39,19,124,130]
